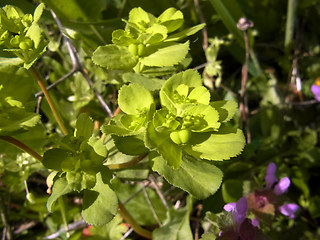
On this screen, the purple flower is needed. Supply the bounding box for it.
[265,162,291,195]
[224,197,247,230]
[274,177,290,195]
[220,198,266,240]
[279,203,299,219]
[265,162,277,189]
[311,84,320,101]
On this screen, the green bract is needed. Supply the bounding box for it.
[146,69,245,169]
[0,3,47,69]
[92,7,204,75]
[43,114,117,225]
[102,69,245,171]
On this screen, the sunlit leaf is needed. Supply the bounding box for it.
[140,41,189,67]
[92,45,138,70]
[151,152,223,199]
[118,83,154,115]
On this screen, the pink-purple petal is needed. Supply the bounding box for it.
[274,177,291,195]
[265,162,277,189]
[224,202,236,212]
[251,218,260,227]
[233,197,247,227]
[311,85,320,101]
[279,203,299,218]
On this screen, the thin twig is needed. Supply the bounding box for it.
[120,227,133,240]
[142,186,162,226]
[148,175,169,210]
[43,219,87,239]
[36,95,42,114]
[194,0,208,50]
[50,10,113,118]
[13,221,37,235]
[237,18,253,144]
[194,204,203,240]
[30,66,69,135]
[123,181,151,205]
[35,69,77,97]
[193,62,208,71]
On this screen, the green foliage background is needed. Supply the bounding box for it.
[1,0,320,239]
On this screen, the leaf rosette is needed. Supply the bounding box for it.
[0,4,47,69]
[92,7,205,75]
[146,70,245,169]
[43,114,118,225]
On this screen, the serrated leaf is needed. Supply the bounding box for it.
[47,176,73,212]
[0,108,40,135]
[182,104,220,132]
[118,83,154,115]
[160,69,202,111]
[146,122,182,169]
[26,24,42,48]
[189,127,245,160]
[157,8,184,33]
[102,123,135,137]
[151,152,223,199]
[122,72,164,91]
[75,113,93,140]
[140,41,189,67]
[165,23,205,42]
[161,69,202,94]
[33,3,45,23]
[188,86,211,104]
[128,7,150,27]
[92,45,138,70]
[22,41,47,69]
[112,29,136,45]
[82,171,118,225]
[211,100,238,122]
[143,24,168,44]
[88,136,107,157]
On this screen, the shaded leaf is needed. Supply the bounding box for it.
[92,45,138,70]
[151,152,223,199]
[47,176,73,212]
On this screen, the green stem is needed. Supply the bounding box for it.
[58,197,70,238]
[118,201,153,239]
[29,66,69,135]
[285,0,298,52]
[0,136,42,162]
[107,154,147,170]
